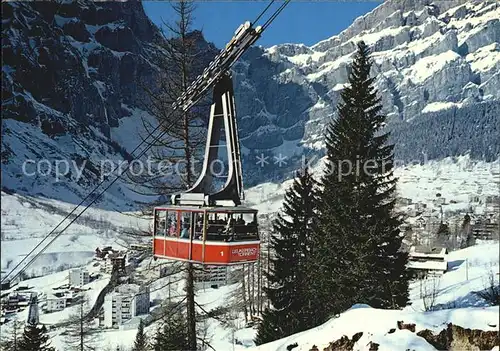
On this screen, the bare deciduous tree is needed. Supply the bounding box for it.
[419,277,441,312]
[128,0,214,198]
[64,296,99,351]
[474,269,500,306]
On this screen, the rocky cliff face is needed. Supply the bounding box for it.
[1,1,217,208]
[233,0,500,184]
[2,0,499,204]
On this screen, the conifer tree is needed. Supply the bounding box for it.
[310,41,409,318]
[131,319,148,351]
[0,319,22,351]
[461,213,475,248]
[255,166,319,345]
[17,323,55,351]
[152,313,189,351]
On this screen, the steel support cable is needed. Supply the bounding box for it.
[2,114,177,284]
[1,1,291,285]
[251,0,276,26]
[262,0,291,31]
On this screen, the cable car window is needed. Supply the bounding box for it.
[206,213,219,239]
[167,211,177,237]
[155,210,167,236]
[194,212,204,240]
[180,212,191,239]
[207,213,227,240]
[232,212,258,240]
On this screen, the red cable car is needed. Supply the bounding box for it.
[152,24,264,265]
[152,206,259,265]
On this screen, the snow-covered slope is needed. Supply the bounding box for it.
[245,155,500,215]
[250,242,499,351]
[0,190,150,277]
[251,306,498,351]
[1,1,218,209]
[2,239,496,350]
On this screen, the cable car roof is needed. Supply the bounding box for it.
[154,205,258,213]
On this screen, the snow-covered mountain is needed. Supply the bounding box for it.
[2,0,499,203]
[234,0,500,184]
[2,1,218,209]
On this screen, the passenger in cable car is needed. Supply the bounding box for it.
[194,214,203,240]
[235,215,245,226]
[224,217,236,242]
[157,219,166,236]
[169,220,177,236]
[180,222,190,239]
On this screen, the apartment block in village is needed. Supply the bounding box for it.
[68,268,90,287]
[103,284,150,328]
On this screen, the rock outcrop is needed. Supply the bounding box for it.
[321,332,363,351]
[1,1,217,208]
[233,0,500,185]
[417,323,499,350]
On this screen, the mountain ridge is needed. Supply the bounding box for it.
[234,0,499,186]
[1,0,499,205]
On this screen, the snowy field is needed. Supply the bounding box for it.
[1,191,149,277]
[1,241,497,350]
[245,155,500,215]
[1,156,499,350]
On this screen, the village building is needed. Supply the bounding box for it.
[68,268,90,287]
[45,295,67,312]
[95,246,114,259]
[472,217,499,240]
[103,284,150,328]
[407,246,448,278]
[103,251,127,274]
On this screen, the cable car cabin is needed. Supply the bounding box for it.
[153,206,259,265]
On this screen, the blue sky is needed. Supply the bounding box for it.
[143,1,381,48]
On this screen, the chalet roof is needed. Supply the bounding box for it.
[407,260,448,272]
[410,245,447,255]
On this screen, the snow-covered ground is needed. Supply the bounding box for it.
[251,305,498,351]
[407,241,499,312]
[250,241,499,351]
[245,155,500,215]
[2,240,497,350]
[1,191,149,278]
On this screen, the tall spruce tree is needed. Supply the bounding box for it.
[17,323,55,351]
[310,41,409,317]
[152,312,189,351]
[0,319,22,351]
[131,319,148,351]
[255,166,319,345]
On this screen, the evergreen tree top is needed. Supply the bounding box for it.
[18,323,55,351]
[314,39,410,314]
